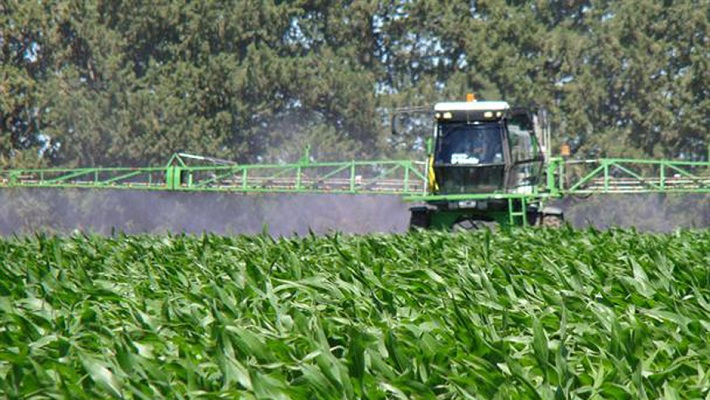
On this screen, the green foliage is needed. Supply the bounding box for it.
[0,229,709,398]
[1,1,708,168]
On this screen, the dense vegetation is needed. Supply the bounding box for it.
[2,0,709,169]
[1,229,709,398]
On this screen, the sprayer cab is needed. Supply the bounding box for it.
[430,101,545,195]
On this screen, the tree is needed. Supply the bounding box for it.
[1,0,707,168]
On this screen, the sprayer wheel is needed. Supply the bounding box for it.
[409,208,430,230]
[541,214,563,228]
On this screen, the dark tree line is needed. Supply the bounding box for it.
[2,0,708,169]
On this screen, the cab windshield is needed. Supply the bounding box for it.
[434,122,504,165]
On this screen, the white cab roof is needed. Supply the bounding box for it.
[434,101,510,112]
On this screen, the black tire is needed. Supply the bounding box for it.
[541,214,563,228]
[409,208,430,230]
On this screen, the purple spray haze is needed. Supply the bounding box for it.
[0,189,706,235]
[0,189,411,236]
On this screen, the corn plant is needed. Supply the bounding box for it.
[0,228,708,399]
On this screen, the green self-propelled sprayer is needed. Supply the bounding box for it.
[405,95,560,229]
[1,94,709,230]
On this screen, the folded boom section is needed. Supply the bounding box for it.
[0,159,429,195]
[549,158,710,196]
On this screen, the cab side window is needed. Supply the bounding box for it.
[508,124,533,162]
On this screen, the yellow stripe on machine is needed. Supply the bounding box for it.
[428,156,438,192]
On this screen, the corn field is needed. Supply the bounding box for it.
[0,228,709,399]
